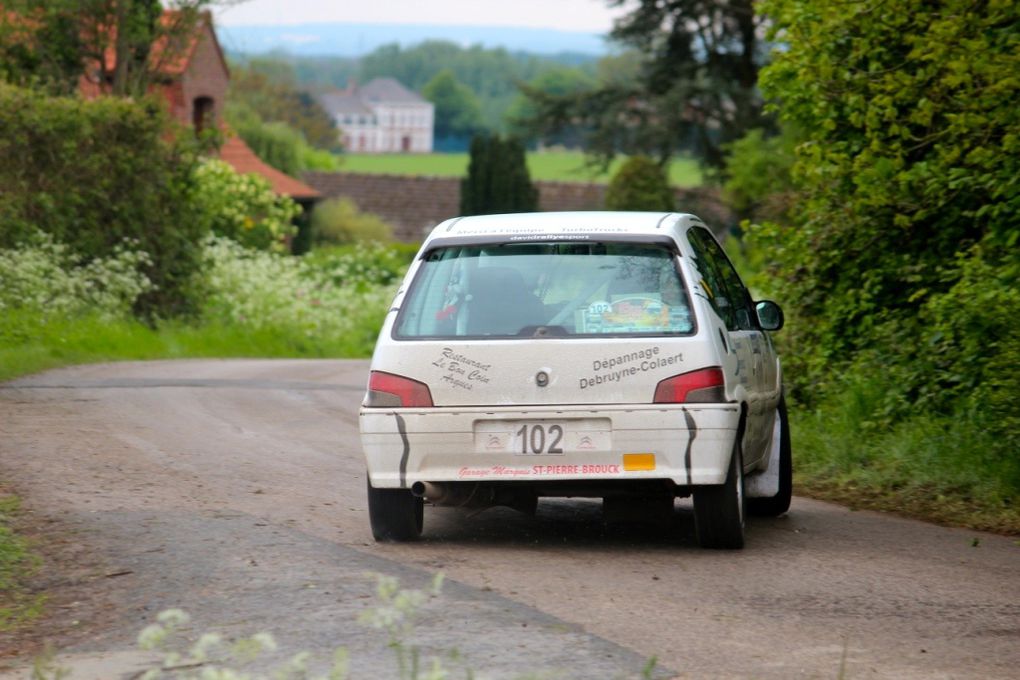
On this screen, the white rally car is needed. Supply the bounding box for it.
[359,212,790,549]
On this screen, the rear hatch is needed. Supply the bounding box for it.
[375,239,719,406]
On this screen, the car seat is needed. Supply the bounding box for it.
[465,266,544,335]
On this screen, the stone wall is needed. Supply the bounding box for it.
[303,171,733,242]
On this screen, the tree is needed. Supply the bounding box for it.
[0,0,216,97]
[594,50,643,88]
[506,67,595,146]
[460,135,538,216]
[357,40,598,131]
[227,60,339,150]
[604,156,675,211]
[0,1,84,93]
[518,0,767,169]
[422,69,484,147]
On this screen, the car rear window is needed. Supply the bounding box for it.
[394,242,695,339]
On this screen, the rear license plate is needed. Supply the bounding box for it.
[474,419,612,455]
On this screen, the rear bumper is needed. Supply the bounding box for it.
[360,404,741,489]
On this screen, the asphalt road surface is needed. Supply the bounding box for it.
[0,360,1017,679]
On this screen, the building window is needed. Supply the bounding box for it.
[193,96,214,133]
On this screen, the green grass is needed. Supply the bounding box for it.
[0,310,380,384]
[789,379,1020,535]
[0,493,44,630]
[337,151,703,187]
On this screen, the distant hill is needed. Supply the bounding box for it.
[217,22,609,57]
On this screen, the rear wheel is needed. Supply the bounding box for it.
[747,396,793,517]
[692,441,745,549]
[367,478,423,542]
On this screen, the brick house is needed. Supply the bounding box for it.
[80,10,320,207]
[319,78,434,153]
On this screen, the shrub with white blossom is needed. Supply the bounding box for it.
[307,242,416,291]
[0,232,153,320]
[199,236,397,345]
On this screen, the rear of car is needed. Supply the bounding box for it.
[359,212,788,548]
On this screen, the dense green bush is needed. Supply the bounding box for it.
[0,83,208,318]
[460,134,538,215]
[228,104,340,175]
[748,0,1020,503]
[310,198,394,245]
[237,118,304,176]
[193,159,300,252]
[604,155,675,211]
[722,128,797,223]
[756,0,1019,394]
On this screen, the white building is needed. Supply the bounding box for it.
[319,78,434,154]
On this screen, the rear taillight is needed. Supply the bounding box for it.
[653,367,726,403]
[365,371,434,407]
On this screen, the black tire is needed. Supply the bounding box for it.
[747,395,793,517]
[367,478,423,542]
[692,440,745,549]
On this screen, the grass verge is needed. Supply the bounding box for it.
[790,392,1019,535]
[338,151,704,187]
[0,311,378,384]
[0,492,44,631]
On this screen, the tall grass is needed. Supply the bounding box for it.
[791,376,1020,533]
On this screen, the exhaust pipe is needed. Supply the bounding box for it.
[410,481,441,499]
[411,481,488,506]
[410,481,537,514]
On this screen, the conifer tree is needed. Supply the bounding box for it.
[460,134,538,215]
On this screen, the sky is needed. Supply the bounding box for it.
[214,0,624,33]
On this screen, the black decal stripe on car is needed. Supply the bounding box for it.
[395,413,410,488]
[683,409,698,485]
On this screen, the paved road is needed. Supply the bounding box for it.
[0,360,1017,679]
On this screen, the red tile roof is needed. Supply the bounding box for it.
[219,136,321,201]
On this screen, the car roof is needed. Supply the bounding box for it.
[425,211,705,244]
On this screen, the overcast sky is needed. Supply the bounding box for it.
[214,0,624,33]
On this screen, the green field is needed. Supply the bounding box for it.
[337,151,703,187]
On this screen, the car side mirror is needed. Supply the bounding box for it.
[755,300,784,331]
